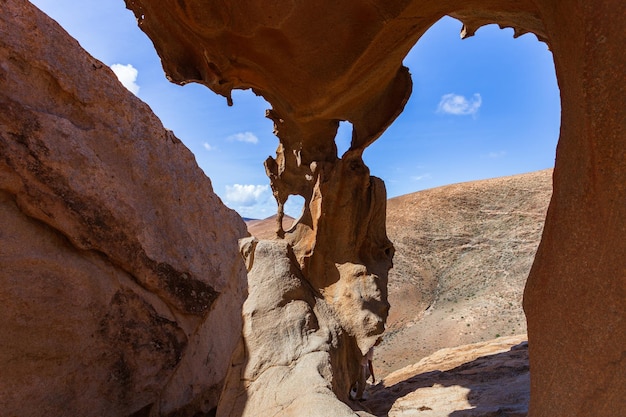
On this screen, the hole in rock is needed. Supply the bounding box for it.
[364,16,560,198]
[283,194,305,229]
[368,16,559,397]
[335,120,353,158]
[187,88,279,221]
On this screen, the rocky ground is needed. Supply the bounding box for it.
[361,335,529,417]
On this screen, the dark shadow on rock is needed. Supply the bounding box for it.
[363,341,529,417]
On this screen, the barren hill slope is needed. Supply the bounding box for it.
[378,169,552,376]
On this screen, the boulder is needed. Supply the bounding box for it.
[218,238,373,417]
[218,160,393,416]
[0,1,248,415]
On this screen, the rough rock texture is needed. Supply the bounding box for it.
[521,4,626,416]
[124,0,626,416]
[380,170,551,376]
[217,163,393,415]
[0,1,248,416]
[366,335,530,417]
[218,238,376,417]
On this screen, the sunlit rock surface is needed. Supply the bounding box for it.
[367,335,530,417]
[218,163,393,416]
[1,0,623,415]
[0,1,248,415]
[219,238,377,417]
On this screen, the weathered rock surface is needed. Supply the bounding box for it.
[0,1,248,416]
[219,164,393,416]
[366,335,529,417]
[246,170,551,380]
[218,238,375,417]
[125,0,626,415]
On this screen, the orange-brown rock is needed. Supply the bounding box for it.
[0,1,248,416]
[126,0,625,415]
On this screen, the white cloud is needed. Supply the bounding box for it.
[228,131,259,144]
[225,184,270,207]
[110,63,140,95]
[203,142,215,151]
[437,93,482,116]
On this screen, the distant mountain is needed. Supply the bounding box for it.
[245,213,296,239]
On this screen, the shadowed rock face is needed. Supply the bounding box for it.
[1,1,248,416]
[125,0,625,416]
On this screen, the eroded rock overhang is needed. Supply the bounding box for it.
[123,0,549,233]
[122,0,550,280]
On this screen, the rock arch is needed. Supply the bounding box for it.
[124,0,625,416]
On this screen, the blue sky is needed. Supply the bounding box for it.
[30,1,560,220]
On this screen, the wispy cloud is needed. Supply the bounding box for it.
[110,63,140,95]
[484,150,507,158]
[225,184,270,207]
[203,142,215,151]
[411,173,431,181]
[437,93,482,116]
[227,131,259,144]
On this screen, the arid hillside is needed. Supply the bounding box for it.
[378,169,552,376]
[247,170,553,377]
[245,214,296,239]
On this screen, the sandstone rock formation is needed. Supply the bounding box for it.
[0,1,248,416]
[124,0,625,416]
[217,165,393,416]
[218,238,377,417]
[246,170,552,379]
